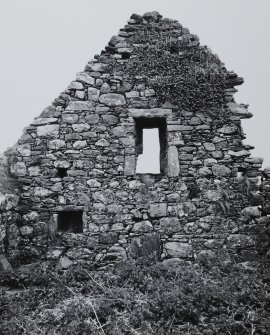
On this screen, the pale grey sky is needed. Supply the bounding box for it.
[1,0,270,166]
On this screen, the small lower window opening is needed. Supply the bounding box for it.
[56,168,68,178]
[135,118,167,174]
[57,211,83,233]
[237,167,247,178]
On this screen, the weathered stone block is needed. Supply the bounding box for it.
[132,221,153,233]
[48,139,65,150]
[241,206,261,218]
[128,108,172,118]
[85,114,100,124]
[73,140,88,149]
[66,101,94,111]
[76,72,95,85]
[165,242,193,259]
[212,164,231,177]
[100,232,118,244]
[10,162,27,176]
[159,217,181,234]
[168,146,180,177]
[31,117,58,126]
[203,142,215,151]
[37,125,59,137]
[62,114,78,124]
[99,93,126,106]
[85,62,108,72]
[19,225,34,236]
[149,203,167,217]
[124,155,136,176]
[87,179,101,188]
[68,81,84,90]
[95,139,109,147]
[130,233,162,260]
[102,115,118,124]
[72,123,90,132]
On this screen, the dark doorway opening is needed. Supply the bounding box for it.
[57,211,83,233]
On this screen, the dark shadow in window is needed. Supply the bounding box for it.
[57,211,83,233]
[56,168,68,178]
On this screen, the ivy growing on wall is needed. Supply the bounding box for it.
[116,20,232,121]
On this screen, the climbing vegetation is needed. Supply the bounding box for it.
[117,21,232,121]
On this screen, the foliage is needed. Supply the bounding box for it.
[1,258,270,334]
[116,21,231,120]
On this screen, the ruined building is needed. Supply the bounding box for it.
[1,11,270,268]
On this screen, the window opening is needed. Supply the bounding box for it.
[57,211,83,233]
[56,168,68,178]
[121,52,130,59]
[237,167,246,178]
[135,118,167,174]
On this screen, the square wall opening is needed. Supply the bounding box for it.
[135,118,167,174]
[57,211,83,233]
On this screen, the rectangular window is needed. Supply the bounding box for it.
[57,211,83,233]
[135,118,167,174]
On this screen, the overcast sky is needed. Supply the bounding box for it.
[1,0,270,167]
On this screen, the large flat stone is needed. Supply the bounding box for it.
[99,93,126,107]
[76,72,95,85]
[31,117,58,126]
[128,108,172,118]
[65,101,94,111]
[37,125,59,137]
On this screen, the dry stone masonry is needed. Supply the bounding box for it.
[1,11,270,269]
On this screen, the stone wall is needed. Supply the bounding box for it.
[2,11,270,268]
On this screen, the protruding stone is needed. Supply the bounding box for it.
[159,217,181,234]
[85,114,99,124]
[95,139,109,147]
[54,161,71,169]
[31,117,58,126]
[85,62,108,72]
[87,179,101,188]
[73,140,88,149]
[76,72,95,85]
[66,101,94,111]
[241,206,261,218]
[228,150,250,158]
[217,125,239,135]
[68,81,84,90]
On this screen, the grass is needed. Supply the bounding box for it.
[1,258,270,334]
